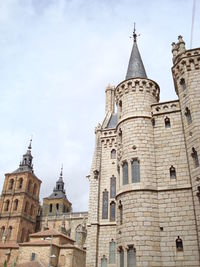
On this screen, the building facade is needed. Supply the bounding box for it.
[86,33,200,267]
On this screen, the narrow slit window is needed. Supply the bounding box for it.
[110,176,116,198]
[111,149,116,159]
[13,199,19,211]
[119,247,124,267]
[49,203,53,213]
[131,159,140,183]
[122,162,128,185]
[191,147,199,168]
[180,78,186,90]
[170,166,176,179]
[110,201,116,222]
[101,255,107,267]
[185,107,192,125]
[118,200,123,225]
[165,117,171,128]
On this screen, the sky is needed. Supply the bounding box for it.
[0,0,199,211]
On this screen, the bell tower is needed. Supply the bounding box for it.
[0,140,41,244]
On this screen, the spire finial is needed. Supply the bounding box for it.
[28,138,32,150]
[133,22,137,43]
[60,164,63,177]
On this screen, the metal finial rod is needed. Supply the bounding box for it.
[28,138,32,150]
[60,164,63,176]
[133,22,137,43]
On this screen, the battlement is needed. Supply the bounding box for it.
[115,78,160,103]
[151,100,180,116]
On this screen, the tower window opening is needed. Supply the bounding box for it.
[185,107,192,125]
[24,201,29,213]
[49,203,53,213]
[118,200,123,225]
[191,147,199,168]
[119,247,124,267]
[30,204,34,216]
[8,179,14,190]
[111,149,116,159]
[0,226,5,241]
[165,117,171,128]
[109,239,116,264]
[13,199,19,211]
[18,178,23,189]
[131,159,140,183]
[31,252,36,261]
[151,118,155,126]
[21,228,26,243]
[119,100,122,113]
[27,180,32,193]
[4,200,10,211]
[7,226,12,240]
[176,236,183,251]
[170,166,176,179]
[122,162,128,185]
[56,203,59,211]
[33,184,37,195]
[101,255,107,267]
[127,245,136,267]
[102,189,108,219]
[110,201,116,222]
[110,176,116,198]
[180,78,186,90]
[119,128,122,143]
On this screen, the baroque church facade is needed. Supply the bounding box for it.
[86,32,200,267]
[0,29,199,267]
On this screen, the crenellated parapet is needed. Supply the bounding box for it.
[115,78,160,103]
[100,129,117,149]
[151,100,180,116]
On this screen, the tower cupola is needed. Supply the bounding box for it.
[49,166,67,199]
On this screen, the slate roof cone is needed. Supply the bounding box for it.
[125,24,147,80]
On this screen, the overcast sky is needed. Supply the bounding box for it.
[0,0,199,211]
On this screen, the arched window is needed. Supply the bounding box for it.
[176,236,183,251]
[180,78,186,90]
[110,176,116,198]
[122,162,128,185]
[4,200,10,211]
[13,199,19,211]
[109,239,116,263]
[102,189,108,219]
[170,166,176,179]
[20,228,26,243]
[131,159,140,183]
[119,247,124,267]
[24,201,29,213]
[33,184,37,195]
[185,107,192,125]
[27,180,32,193]
[0,226,5,240]
[127,245,136,267]
[8,179,14,190]
[18,178,23,189]
[101,255,107,267]
[118,200,123,225]
[165,117,171,128]
[56,203,59,211]
[49,204,53,213]
[119,100,122,113]
[191,147,199,168]
[30,204,34,216]
[7,226,12,241]
[110,201,116,222]
[111,149,116,159]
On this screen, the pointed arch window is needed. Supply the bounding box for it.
[7,226,12,241]
[8,179,14,190]
[110,176,116,198]
[4,200,10,211]
[122,162,128,185]
[27,180,32,192]
[111,149,116,159]
[180,78,186,90]
[56,203,59,211]
[127,245,136,267]
[170,166,176,179]
[131,159,140,183]
[102,189,108,219]
[185,107,192,125]
[24,201,29,213]
[191,147,199,168]
[109,239,116,263]
[110,201,116,222]
[101,255,107,267]
[13,199,19,211]
[165,117,171,128]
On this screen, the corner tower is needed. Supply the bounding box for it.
[115,27,161,266]
[0,140,41,244]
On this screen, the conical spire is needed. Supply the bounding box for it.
[125,24,147,80]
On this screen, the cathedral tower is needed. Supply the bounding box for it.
[0,140,41,244]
